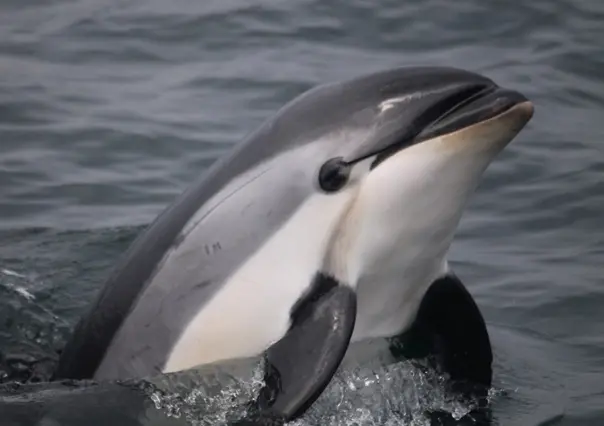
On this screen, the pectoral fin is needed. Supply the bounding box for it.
[235,274,356,425]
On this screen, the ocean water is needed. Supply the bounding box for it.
[1,0,603,425]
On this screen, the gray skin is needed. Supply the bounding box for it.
[54,67,505,381]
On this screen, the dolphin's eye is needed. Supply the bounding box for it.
[318,157,351,193]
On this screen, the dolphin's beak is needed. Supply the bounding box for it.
[341,67,533,166]
[415,86,533,143]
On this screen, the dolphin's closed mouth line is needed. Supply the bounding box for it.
[429,85,497,128]
[416,86,530,143]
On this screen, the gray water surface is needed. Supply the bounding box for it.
[1,0,604,425]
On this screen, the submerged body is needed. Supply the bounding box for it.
[54,66,533,422]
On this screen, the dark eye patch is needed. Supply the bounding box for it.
[318,157,351,193]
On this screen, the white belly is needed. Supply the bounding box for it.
[164,189,356,373]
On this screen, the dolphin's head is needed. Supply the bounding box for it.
[282,67,534,339]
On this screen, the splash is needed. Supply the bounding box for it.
[295,359,481,426]
[140,356,492,426]
[140,360,267,426]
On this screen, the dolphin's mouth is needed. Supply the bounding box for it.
[414,85,530,143]
[368,84,531,168]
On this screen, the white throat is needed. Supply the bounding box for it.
[332,128,508,341]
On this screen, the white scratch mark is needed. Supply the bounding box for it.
[378,93,424,113]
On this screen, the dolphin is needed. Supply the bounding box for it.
[52,66,534,423]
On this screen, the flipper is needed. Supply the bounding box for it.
[391,273,493,395]
[234,274,357,425]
